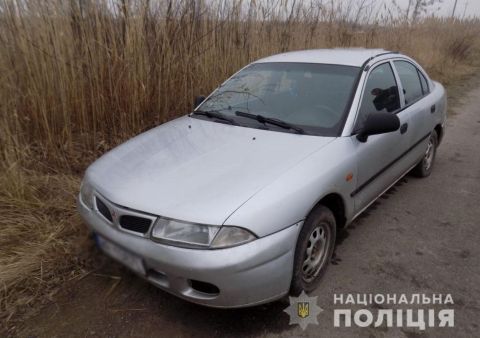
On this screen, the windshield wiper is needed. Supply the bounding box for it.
[192,110,237,125]
[235,111,304,134]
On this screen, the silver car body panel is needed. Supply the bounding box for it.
[78,49,447,307]
[224,137,357,235]
[85,116,334,231]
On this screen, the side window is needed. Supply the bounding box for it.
[355,63,400,130]
[394,60,424,105]
[418,70,429,95]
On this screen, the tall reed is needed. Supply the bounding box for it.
[1,0,479,171]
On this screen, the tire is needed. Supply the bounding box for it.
[412,130,438,178]
[290,205,336,296]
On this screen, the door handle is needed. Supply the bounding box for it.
[430,105,436,113]
[400,123,408,134]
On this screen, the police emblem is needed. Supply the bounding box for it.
[284,291,323,330]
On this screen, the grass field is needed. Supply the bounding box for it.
[1,0,480,331]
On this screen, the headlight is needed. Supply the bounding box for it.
[79,179,94,210]
[152,218,220,247]
[151,218,256,249]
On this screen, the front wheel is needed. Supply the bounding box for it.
[290,205,336,295]
[412,130,438,178]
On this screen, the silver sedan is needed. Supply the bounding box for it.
[78,48,446,307]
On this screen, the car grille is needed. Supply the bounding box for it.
[119,215,152,234]
[96,197,112,222]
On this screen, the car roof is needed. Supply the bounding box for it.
[254,48,395,67]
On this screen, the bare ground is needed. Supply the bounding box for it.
[14,78,480,338]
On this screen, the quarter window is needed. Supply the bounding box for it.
[394,60,424,105]
[355,63,400,130]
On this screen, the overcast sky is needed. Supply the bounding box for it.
[393,0,480,18]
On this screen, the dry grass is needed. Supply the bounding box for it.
[1,0,480,331]
[0,165,91,332]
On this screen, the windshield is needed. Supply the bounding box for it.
[195,62,360,136]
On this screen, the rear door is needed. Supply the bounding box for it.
[351,62,412,214]
[392,60,433,162]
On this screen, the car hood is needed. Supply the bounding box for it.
[86,116,334,227]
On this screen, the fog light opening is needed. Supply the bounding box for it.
[189,279,220,295]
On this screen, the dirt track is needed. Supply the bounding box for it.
[19,80,480,338]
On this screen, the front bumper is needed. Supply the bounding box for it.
[77,196,301,308]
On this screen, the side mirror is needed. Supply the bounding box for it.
[194,95,206,108]
[357,112,400,142]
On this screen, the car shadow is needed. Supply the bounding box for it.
[93,261,293,337]
[44,235,296,338]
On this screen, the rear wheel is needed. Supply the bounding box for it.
[412,130,438,178]
[290,205,336,295]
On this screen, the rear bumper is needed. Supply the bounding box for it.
[77,196,301,308]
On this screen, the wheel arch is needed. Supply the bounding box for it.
[434,123,443,144]
[310,192,347,229]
